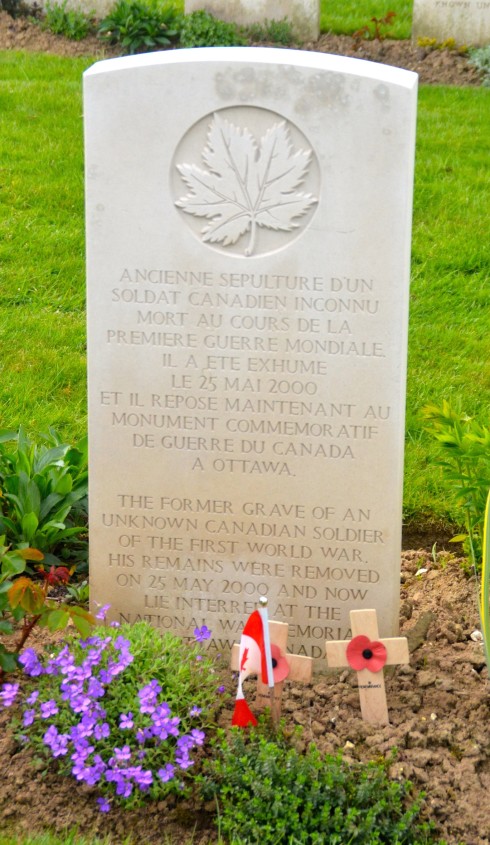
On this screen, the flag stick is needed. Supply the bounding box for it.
[258,596,276,724]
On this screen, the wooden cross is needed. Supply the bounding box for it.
[325,608,409,725]
[231,619,313,722]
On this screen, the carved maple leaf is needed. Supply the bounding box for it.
[175,113,318,256]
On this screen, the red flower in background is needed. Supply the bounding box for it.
[346,635,387,673]
[37,565,72,586]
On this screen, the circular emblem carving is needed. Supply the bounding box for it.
[171,106,320,258]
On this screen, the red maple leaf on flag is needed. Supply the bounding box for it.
[240,647,249,673]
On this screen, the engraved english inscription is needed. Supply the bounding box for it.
[174,110,318,257]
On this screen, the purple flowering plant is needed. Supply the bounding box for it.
[2,620,223,810]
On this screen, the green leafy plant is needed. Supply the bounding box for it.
[352,10,396,46]
[65,578,89,604]
[98,0,180,54]
[246,16,295,45]
[0,428,88,572]
[179,9,246,48]
[421,401,490,568]
[468,45,490,86]
[201,726,438,844]
[0,538,94,677]
[40,1,94,40]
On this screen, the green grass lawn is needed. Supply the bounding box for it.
[0,54,89,436]
[320,0,413,38]
[405,85,490,522]
[1,51,489,531]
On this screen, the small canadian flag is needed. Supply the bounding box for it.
[232,606,274,728]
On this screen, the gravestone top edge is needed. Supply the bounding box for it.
[83,46,418,90]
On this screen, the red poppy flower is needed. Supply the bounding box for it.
[346,635,387,673]
[270,643,290,683]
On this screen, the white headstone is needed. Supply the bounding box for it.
[84,48,417,664]
[184,0,320,41]
[412,0,490,46]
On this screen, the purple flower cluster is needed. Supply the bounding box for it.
[0,683,19,707]
[0,629,209,813]
[175,729,205,769]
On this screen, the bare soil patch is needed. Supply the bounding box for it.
[1,552,489,844]
[306,33,483,86]
[0,11,484,87]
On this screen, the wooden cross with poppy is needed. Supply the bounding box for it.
[325,608,409,725]
[231,618,313,722]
